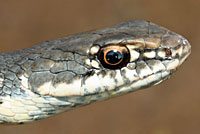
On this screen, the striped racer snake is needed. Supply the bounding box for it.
[0,20,191,124]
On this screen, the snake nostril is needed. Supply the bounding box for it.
[165,48,172,57]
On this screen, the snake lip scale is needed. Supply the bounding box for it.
[0,20,191,124]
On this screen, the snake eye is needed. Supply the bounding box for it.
[98,44,130,69]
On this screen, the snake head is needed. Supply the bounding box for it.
[0,20,191,124]
[29,21,191,99]
[70,21,191,99]
[23,20,190,101]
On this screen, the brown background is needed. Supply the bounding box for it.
[0,0,199,134]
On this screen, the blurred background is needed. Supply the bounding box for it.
[0,0,198,134]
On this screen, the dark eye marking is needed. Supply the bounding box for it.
[98,44,130,69]
[164,48,172,57]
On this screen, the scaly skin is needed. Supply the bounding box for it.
[0,20,191,124]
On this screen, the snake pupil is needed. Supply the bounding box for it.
[106,50,122,64]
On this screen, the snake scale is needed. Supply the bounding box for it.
[0,20,191,124]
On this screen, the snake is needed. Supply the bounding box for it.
[0,20,191,124]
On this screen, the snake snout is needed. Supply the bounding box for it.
[178,38,191,65]
[159,33,191,69]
